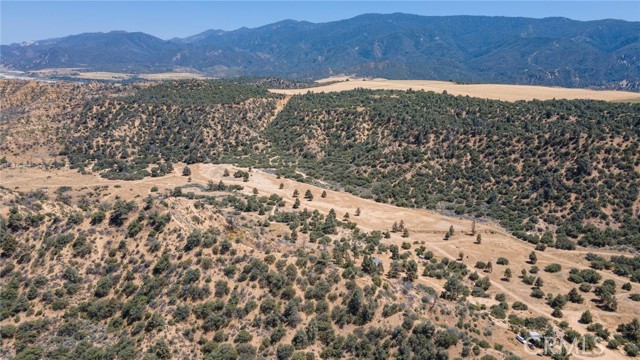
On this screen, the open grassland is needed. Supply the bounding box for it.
[22,69,210,81]
[271,77,640,102]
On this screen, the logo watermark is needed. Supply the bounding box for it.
[521,333,606,357]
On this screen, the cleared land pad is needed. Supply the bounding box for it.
[271,78,640,102]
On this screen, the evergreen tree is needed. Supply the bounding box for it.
[362,255,378,275]
[503,268,512,281]
[404,260,418,282]
[304,189,313,201]
[579,310,593,324]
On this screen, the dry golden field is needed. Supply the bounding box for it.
[271,77,640,102]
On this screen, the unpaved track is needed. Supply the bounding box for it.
[1,163,634,360]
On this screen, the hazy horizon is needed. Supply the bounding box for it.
[2,1,639,45]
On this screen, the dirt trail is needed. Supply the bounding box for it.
[0,163,634,360]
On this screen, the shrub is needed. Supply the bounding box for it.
[234,330,253,343]
[490,305,506,319]
[512,301,529,310]
[544,264,562,273]
[277,344,295,360]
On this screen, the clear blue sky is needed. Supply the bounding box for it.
[2,1,639,45]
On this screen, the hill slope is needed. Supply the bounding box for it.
[2,14,639,90]
[2,79,640,360]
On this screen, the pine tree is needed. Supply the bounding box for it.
[355,208,361,216]
[529,251,538,264]
[293,198,301,209]
[504,268,512,281]
[362,256,377,275]
[293,189,299,197]
[323,209,337,234]
[387,260,402,279]
[551,307,563,318]
[579,310,593,324]
[304,189,313,201]
[321,190,327,198]
[476,234,482,244]
[279,183,284,189]
[404,260,418,282]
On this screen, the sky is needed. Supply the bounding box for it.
[1,1,639,45]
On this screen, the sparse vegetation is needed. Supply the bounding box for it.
[1,78,638,360]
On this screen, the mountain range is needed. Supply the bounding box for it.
[2,13,639,90]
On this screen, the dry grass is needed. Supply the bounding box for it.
[1,163,636,359]
[24,69,210,81]
[271,77,640,102]
[138,72,209,80]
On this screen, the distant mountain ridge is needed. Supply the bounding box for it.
[2,13,639,90]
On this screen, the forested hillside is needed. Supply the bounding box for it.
[266,90,640,250]
[14,79,640,251]
[6,80,640,253]
[65,81,280,179]
[2,79,640,360]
